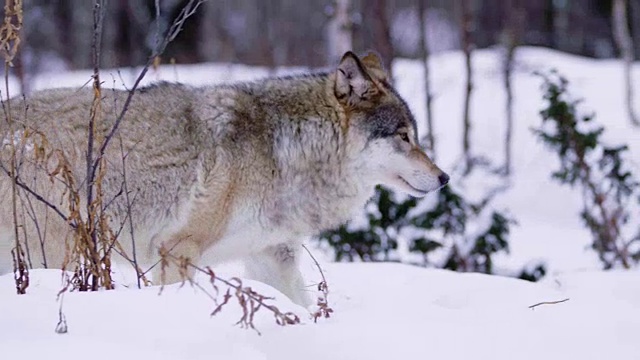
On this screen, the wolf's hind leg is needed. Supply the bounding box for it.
[244,242,312,308]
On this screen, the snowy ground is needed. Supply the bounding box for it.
[1,47,640,359]
[2,266,639,360]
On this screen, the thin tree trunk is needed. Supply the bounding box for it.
[371,0,394,78]
[257,0,276,71]
[459,0,474,175]
[198,0,217,62]
[70,0,93,69]
[417,0,435,158]
[630,0,640,60]
[613,0,639,127]
[13,41,27,94]
[502,0,524,176]
[503,46,514,176]
[551,0,570,52]
[198,1,234,63]
[326,0,353,64]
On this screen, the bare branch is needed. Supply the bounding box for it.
[158,250,301,334]
[118,137,142,288]
[302,244,334,322]
[0,161,73,227]
[20,188,49,268]
[528,298,570,310]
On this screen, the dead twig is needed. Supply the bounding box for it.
[301,244,333,322]
[54,291,68,334]
[0,161,71,226]
[118,136,141,289]
[528,298,570,310]
[159,250,300,335]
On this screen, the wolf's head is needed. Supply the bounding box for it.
[334,51,449,197]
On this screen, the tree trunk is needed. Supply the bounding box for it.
[631,0,640,60]
[70,0,93,69]
[370,0,394,78]
[198,0,235,63]
[459,0,474,175]
[257,0,276,71]
[13,36,27,94]
[612,0,639,127]
[417,0,435,158]
[502,0,525,176]
[552,0,570,52]
[326,0,353,64]
[503,31,514,175]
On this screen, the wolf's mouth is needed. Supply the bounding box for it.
[397,176,428,196]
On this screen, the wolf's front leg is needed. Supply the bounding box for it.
[245,242,312,308]
[150,234,202,285]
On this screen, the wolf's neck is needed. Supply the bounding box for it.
[221,72,372,234]
[268,127,373,235]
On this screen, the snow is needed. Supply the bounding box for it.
[2,265,639,360]
[2,47,640,359]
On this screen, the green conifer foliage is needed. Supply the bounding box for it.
[534,71,640,268]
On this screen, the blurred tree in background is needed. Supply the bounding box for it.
[10,0,639,75]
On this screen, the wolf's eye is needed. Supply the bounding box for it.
[399,132,410,143]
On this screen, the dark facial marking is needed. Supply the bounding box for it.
[389,87,419,143]
[361,81,420,142]
[365,104,403,140]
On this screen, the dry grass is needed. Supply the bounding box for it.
[1,0,28,294]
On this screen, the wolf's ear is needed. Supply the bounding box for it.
[360,52,388,82]
[335,51,379,107]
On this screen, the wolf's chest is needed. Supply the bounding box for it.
[201,204,303,261]
[263,180,374,235]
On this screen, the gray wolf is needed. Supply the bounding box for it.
[0,51,448,306]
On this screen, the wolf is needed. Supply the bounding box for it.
[0,51,448,306]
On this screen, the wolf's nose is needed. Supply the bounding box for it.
[438,173,450,186]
